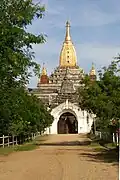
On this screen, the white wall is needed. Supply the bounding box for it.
[45,100,94,134]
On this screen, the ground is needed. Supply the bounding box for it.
[0,134,118,180]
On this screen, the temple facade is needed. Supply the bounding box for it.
[28,21,96,134]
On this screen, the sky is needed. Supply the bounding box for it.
[27,0,120,88]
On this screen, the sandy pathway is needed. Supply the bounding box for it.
[0,134,118,180]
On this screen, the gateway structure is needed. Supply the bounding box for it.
[28,21,96,134]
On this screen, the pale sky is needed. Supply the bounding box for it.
[27,0,120,88]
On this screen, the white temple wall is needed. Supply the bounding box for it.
[45,100,94,134]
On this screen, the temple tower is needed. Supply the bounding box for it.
[29,20,94,134]
[59,21,77,68]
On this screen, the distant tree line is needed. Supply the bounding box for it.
[0,0,53,137]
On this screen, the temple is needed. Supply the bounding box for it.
[28,21,96,134]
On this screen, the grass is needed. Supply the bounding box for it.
[0,135,48,156]
[88,141,105,152]
[87,133,117,148]
[105,142,118,148]
[87,133,119,163]
[0,146,15,156]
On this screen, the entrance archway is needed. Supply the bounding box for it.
[57,112,78,134]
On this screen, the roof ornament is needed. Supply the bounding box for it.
[65,21,71,41]
[89,62,96,77]
[41,63,47,76]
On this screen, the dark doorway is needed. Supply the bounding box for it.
[57,112,78,134]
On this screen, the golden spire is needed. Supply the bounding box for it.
[65,21,71,41]
[41,63,47,76]
[89,63,96,76]
[59,21,77,67]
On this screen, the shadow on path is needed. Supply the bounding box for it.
[79,148,119,165]
[36,140,91,146]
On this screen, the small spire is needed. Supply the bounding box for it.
[65,21,71,41]
[41,63,47,76]
[39,63,49,84]
[92,62,94,70]
[89,62,96,76]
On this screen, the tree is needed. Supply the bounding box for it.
[0,0,53,136]
[79,55,120,132]
[0,0,46,86]
[0,86,54,136]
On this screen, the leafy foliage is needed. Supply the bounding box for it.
[79,55,120,131]
[0,0,53,136]
[0,87,53,136]
[0,0,46,86]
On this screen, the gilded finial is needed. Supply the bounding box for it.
[65,20,71,41]
[92,62,94,69]
[89,63,96,76]
[66,21,70,27]
[41,63,47,76]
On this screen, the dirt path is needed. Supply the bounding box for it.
[0,134,118,180]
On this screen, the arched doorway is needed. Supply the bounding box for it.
[57,112,78,134]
